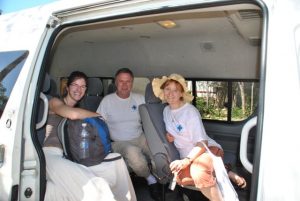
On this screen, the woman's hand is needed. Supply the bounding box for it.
[169,158,191,174]
[166,132,175,142]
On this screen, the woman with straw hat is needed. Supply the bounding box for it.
[152,74,246,201]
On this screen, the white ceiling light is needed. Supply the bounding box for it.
[157,20,177,29]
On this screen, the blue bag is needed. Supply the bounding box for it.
[84,117,112,155]
[58,117,114,166]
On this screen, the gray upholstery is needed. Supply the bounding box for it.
[139,83,180,184]
[144,83,161,104]
[49,78,58,97]
[107,82,117,94]
[42,73,51,93]
[79,78,103,111]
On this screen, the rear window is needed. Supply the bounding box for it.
[0,50,28,118]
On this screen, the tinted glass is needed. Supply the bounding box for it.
[0,51,28,118]
[195,81,228,121]
[231,81,259,121]
[190,80,259,122]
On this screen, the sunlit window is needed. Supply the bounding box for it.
[0,50,28,118]
[187,79,259,122]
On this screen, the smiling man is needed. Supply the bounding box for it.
[97,68,162,201]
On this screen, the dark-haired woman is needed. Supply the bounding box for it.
[43,71,135,201]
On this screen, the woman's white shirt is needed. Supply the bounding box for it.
[163,103,221,158]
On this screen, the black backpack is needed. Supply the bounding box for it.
[57,117,120,166]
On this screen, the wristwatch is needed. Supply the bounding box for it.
[185,157,192,164]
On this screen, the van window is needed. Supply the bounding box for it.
[132,77,149,95]
[0,50,28,118]
[188,79,259,122]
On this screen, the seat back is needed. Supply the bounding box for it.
[107,82,117,94]
[139,83,180,184]
[36,74,52,144]
[79,78,103,111]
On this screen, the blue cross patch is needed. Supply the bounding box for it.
[131,105,137,111]
[176,124,183,132]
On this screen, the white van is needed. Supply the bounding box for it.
[1,0,300,200]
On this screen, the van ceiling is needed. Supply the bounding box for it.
[50,4,262,79]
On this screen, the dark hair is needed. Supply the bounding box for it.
[67,71,88,87]
[114,68,134,79]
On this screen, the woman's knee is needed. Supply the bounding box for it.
[190,154,215,189]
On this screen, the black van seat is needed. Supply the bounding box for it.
[79,77,103,112]
[139,82,201,201]
[139,83,180,185]
[107,82,117,94]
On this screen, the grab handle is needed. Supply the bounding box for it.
[240,116,257,173]
[36,93,49,129]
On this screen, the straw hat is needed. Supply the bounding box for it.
[152,74,194,103]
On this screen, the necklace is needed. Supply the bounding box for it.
[170,112,183,133]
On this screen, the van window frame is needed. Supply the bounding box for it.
[0,50,28,118]
[187,78,260,123]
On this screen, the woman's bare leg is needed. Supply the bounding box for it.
[200,184,223,201]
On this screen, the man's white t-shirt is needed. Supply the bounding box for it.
[163,103,221,158]
[97,92,145,141]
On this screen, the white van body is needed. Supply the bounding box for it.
[0,0,300,200]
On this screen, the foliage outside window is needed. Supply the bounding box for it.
[0,51,28,118]
[231,82,259,121]
[187,80,259,122]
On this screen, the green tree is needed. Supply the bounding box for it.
[0,83,8,106]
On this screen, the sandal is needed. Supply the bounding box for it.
[228,171,247,189]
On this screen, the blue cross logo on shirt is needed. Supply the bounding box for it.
[131,105,137,110]
[176,124,183,132]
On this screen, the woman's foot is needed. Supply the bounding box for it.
[228,171,247,189]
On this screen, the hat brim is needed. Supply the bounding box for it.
[152,74,194,103]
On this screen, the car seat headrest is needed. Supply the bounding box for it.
[49,78,58,96]
[42,73,51,93]
[145,83,162,104]
[87,78,103,96]
[107,83,117,94]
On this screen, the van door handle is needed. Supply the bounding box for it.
[36,92,49,129]
[0,144,5,168]
[240,116,257,173]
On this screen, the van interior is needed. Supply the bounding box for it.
[36,2,263,201]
